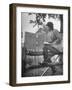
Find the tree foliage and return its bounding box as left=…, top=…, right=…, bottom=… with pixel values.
left=28, top=13, right=63, bottom=32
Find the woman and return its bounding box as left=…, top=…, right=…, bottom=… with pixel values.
left=43, top=22, right=63, bottom=74
left=43, top=22, right=63, bottom=53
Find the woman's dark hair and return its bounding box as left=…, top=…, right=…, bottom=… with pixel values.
left=46, top=22, right=54, bottom=30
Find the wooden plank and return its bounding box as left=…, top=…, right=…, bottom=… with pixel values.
left=25, top=62, right=63, bottom=70
left=26, top=51, right=63, bottom=56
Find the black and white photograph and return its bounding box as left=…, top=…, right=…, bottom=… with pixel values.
left=9, top=4, right=70, bottom=86
left=21, top=13, right=63, bottom=77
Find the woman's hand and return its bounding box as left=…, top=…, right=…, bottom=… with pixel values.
left=43, top=42, right=51, bottom=44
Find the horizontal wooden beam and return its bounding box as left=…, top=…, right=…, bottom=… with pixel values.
left=26, top=51, right=63, bottom=56
left=26, top=62, right=63, bottom=70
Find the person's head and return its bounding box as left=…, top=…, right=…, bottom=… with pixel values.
left=46, top=22, right=54, bottom=31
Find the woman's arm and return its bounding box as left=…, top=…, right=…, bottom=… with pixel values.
left=53, top=30, right=62, bottom=44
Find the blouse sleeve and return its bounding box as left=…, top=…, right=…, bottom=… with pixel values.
left=54, top=30, right=62, bottom=40
left=53, top=30, right=62, bottom=44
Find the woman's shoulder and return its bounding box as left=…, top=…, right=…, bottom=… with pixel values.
left=53, top=29, right=60, bottom=34
left=53, top=29, right=59, bottom=32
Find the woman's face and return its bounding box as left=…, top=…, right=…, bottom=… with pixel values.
left=44, top=26, right=50, bottom=33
